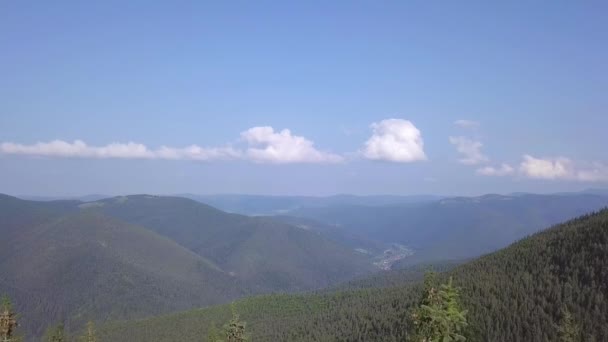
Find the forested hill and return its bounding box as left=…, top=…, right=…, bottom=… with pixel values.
left=452, top=208, right=608, bottom=341
left=0, top=195, right=247, bottom=338
left=98, top=208, right=608, bottom=341
left=91, top=195, right=377, bottom=291
left=0, top=194, right=377, bottom=338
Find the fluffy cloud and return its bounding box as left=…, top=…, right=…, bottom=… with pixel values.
left=362, top=119, right=427, bottom=162
left=454, top=120, right=480, bottom=129
left=240, top=126, right=343, bottom=164
left=449, top=136, right=488, bottom=165
left=519, top=155, right=608, bottom=181
left=519, top=155, right=571, bottom=179
left=0, top=140, right=240, bottom=161
left=476, top=163, right=514, bottom=176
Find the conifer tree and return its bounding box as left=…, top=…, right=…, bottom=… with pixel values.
left=81, top=321, right=96, bottom=342
left=0, top=296, right=17, bottom=342
left=224, top=304, right=247, bottom=342
left=557, top=307, right=580, bottom=342
left=412, top=275, right=468, bottom=342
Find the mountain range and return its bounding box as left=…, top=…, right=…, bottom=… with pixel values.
left=1, top=190, right=607, bottom=339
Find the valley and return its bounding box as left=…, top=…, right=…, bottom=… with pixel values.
left=371, top=244, right=414, bottom=270
left=1, top=191, right=607, bottom=340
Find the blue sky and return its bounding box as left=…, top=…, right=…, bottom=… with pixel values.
left=1, top=1, right=607, bottom=196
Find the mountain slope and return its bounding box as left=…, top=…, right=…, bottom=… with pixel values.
left=270, top=215, right=388, bottom=256
left=0, top=194, right=379, bottom=338
left=0, top=195, right=246, bottom=338
left=451, top=209, right=608, bottom=341
left=91, top=195, right=377, bottom=291
left=98, top=208, right=608, bottom=341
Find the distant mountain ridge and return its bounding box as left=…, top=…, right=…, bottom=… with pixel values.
left=17, top=194, right=112, bottom=202
left=288, top=192, right=608, bottom=264
left=178, top=193, right=442, bottom=215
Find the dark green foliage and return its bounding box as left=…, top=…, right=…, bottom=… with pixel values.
left=224, top=305, right=247, bottom=342
left=411, top=275, right=467, bottom=341
left=99, top=288, right=421, bottom=341
left=451, top=209, right=608, bottom=341
left=98, top=209, right=608, bottom=342
left=206, top=305, right=248, bottom=342
left=336, top=261, right=461, bottom=291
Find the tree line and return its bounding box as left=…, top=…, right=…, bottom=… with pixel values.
left=0, top=273, right=588, bottom=342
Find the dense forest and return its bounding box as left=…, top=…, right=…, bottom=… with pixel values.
left=88, top=208, right=608, bottom=341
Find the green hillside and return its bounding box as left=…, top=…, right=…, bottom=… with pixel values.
left=92, top=195, right=377, bottom=291
left=0, top=198, right=247, bottom=338
left=452, top=209, right=608, bottom=341
left=98, top=208, right=608, bottom=341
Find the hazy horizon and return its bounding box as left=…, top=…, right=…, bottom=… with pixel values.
left=9, top=187, right=608, bottom=201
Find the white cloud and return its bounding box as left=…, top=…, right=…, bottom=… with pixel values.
left=476, top=163, right=514, bottom=176
left=0, top=140, right=154, bottom=159
left=155, top=145, right=241, bottom=161
left=519, top=155, right=572, bottom=180
left=575, top=162, right=608, bottom=182
left=361, top=119, right=427, bottom=162
left=0, top=140, right=240, bottom=161
left=240, top=126, right=343, bottom=164
left=0, top=127, right=342, bottom=164
left=449, top=136, right=488, bottom=165
left=454, top=120, right=480, bottom=129
left=518, top=155, right=608, bottom=182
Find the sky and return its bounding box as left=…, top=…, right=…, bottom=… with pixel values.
left=1, top=1, right=607, bottom=196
